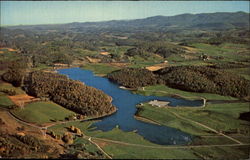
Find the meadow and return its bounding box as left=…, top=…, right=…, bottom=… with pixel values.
left=12, top=101, right=75, bottom=124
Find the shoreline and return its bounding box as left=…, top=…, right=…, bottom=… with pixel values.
left=53, top=67, right=118, bottom=122
left=83, top=107, right=118, bottom=122
left=119, top=86, right=137, bottom=91
left=134, top=115, right=161, bottom=126
left=29, top=66, right=119, bottom=125
left=50, top=66, right=205, bottom=107
left=135, top=88, right=206, bottom=108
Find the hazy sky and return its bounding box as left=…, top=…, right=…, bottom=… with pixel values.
left=1, top=1, right=249, bottom=26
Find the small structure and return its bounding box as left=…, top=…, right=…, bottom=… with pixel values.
left=53, top=63, right=69, bottom=69
left=200, top=54, right=209, bottom=61
left=119, top=86, right=126, bottom=89
left=16, top=132, right=25, bottom=137
left=100, top=51, right=110, bottom=56
left=85, top=56, right=101, bottom=63
left=148, top=100, right=170, bottom=107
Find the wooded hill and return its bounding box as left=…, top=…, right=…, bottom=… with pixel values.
left=108, top=68, right=160, bottom=88
left=107, top=66, right=250, bottom=99
left=24, top=71, right=116, bottom=116
left=2, top=69, right=116, bottom=117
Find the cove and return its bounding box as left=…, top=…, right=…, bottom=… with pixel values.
left=58, top=67, right=203, bottom=145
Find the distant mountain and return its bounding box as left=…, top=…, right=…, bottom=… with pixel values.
left=6, top=12, right=250, bottom=31
left=65, top=12, right=249, bottom=29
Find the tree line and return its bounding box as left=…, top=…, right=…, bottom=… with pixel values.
left=107, top=66, right=250, bottom=99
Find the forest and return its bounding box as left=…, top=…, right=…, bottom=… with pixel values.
left=2, top=68, right=116, bottom=116
left=24, top=71, right=116, bottom=116
left=107, top=68, right=159, bottom=88
left=107, top=66, right=250, bottom=99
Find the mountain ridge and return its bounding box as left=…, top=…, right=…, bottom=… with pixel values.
left=4, top=11, right=249, bottom=31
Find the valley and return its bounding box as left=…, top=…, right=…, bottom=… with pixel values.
left=0, top=11, right=249, bottom=159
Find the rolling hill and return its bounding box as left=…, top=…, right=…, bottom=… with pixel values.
left=6, top=12, right=249, bottom=31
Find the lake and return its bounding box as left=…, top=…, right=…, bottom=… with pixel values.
left=58, top=67, right=203, bottom=145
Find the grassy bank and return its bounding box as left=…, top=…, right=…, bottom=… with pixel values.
left=12, top=101, right=75, bottom=124
left=0, top=82, right=25, bottom=95
left=134, top=84, right=249, bottom=147
left=49, top=120, right=158, bottom=146
left=135, top=85, right=237, bottom=101
left=99, top=142, right=198, bottom=159
left=136, top=103, right=212, bottom=136
left=95, top=139, right=249, bottom=159
left=0, top=95, right=13, bottom=107
left=0, top=82, right=24, bottom=108
left=136, top=101, right=249, bottom=143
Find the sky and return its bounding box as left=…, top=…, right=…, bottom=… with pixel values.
left=1, top=1, right=249, bottom=26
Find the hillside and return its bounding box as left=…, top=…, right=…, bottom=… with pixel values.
left=24, top=71, right=116, bottom=117
left=2, top=69, right=116, bottom=117
left=107, top=66, right=250, bottom=99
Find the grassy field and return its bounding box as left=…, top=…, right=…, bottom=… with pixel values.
left=0, top=95, right=14, bottom=107
left=49, top=119, right=249, bottom=159
left=136, top=101, right=249, bottom=142
left=0, top=82, right=24, bottom=108
left=128, top=54, right=163, bottom=68
left=73, top=137, right=106, bottom=158
left=0, top=82, right=26, bottom=95
left=191, top=145, right=250, bottom=160
left=81, top=63, right=120, bottom=76
left=136, top=103, right=212, bottom=136
left=12, top=101, right=75, bottom=124
left=100, top=142, right=198, bottom=159
left=89, top=127, right=157, bottom=146
left=102, top=46, right=131, bottom=57
left=190, top=43, right=249, bottom=62
left=73, top=49, right=99, bottom=57
left=49, top=120, right=158, bottom=146
left=48, top=120, right=94, bottom=135
left=137, top=102, right=249, bottom=144
left=74, top=138, right=99, bottom=153
left=174, top=102, right=249, bottom=132
left=134, top=84, right=249, bottom=147
left=0, top=49, right=19, bottom=61
left=32, top=64, right=52, bottom=71
left=100, top=142, right=249, bottom=159
left=135, top=85, right=237, bottom=101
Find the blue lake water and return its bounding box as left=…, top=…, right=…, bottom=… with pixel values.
left=58, top=67, right=203, bottom=145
